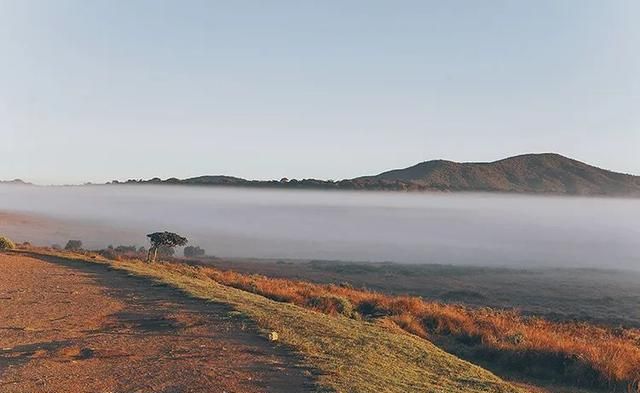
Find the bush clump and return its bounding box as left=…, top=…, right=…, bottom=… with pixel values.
left=184, top=245, right=206, bottom=257
left=99, top=248, right=121, bottom=261
left=0, top=235, right=15, bottom=250
left=65, top=240, right=83, bottom=251
left=115, top=245, right=137, bottom=253
left=307, top=294, right=355, bottom=318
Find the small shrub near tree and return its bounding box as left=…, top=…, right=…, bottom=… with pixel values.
left=64, top=240, right=83, bottom=251
left=157, top=245, right=175, bottom=257
left=184, top=245, right=206, bottom=257
left=115, top=245, right=137, bottom=253
left=97, top=244, right=144, bottom=260
left=0, top=235, right=16, bottom=250
left=99, top=248, right=120, bottom=261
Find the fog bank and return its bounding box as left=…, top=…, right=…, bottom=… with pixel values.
left=1, top=185, right=638, bottom=269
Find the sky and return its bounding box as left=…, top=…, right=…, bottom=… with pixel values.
left=0, top=0, right=638, bottom=184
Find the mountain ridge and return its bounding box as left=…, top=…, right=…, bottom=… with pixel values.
left=108, top=153, right=640, bottom=196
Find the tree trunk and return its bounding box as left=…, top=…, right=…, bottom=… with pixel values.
left=147, top=246, right=157, bottom=263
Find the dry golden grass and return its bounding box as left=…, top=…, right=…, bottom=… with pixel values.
left=16, top=246, right=640, bottom=392
left=11, top=248, right=525, bottom=393
left=189, top=263, right=640, bottom=391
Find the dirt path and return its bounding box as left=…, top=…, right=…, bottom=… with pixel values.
left=0, top=252, right=315, bottom=393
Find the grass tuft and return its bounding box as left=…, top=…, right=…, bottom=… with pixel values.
left=0, top=235, right=15, bottom=250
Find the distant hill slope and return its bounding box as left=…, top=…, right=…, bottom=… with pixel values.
left=114, top=153, right=640, bottom=196
left=353, top=153, right=640, bottom=195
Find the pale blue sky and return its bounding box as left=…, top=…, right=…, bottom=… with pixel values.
left=1, top=0, right=638, bottom=184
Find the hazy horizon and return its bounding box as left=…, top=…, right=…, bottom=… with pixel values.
left=4, top=151, right=640, bottom=186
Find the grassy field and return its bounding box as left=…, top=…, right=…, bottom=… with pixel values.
left=163, top=260, right=640, bottom=392
left=198, top=257, right=640, bottom=328
left=13, top=248, right=524, bottom=393
left=14, top=246, right=640, bottom=392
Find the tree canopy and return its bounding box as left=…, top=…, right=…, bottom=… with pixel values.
left=147, top=231, right=187, bottom=248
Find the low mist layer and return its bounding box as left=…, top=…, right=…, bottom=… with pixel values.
left=1, top=185, right=638, bottom=269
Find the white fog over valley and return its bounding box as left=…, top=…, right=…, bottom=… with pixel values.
left=1, top=184, right=639, bottom=270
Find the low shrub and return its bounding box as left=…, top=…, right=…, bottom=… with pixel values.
left=390, top=313, right=428, bottom=337
left=114, top=245, right=137, bottom=253
left=307, top=294, right=355, bottom=318
left=65, top=240, right=83, bottom=251
left=357, top=297, right=390, bottom=317
left=0, top=235, right=15, bottom=250
left=99, top=248, right=121, bottom=261
left=184, top=245, right=206, bottom=257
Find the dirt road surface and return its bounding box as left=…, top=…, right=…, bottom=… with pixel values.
left=0, top=252, right=314, bottom=393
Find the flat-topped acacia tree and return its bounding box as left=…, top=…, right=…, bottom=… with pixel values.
left=146, top=231, right=187, bottom=262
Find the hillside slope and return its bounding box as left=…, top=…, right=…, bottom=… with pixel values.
left=111, top=153, right=640, bottom=196
left=14, top=249, right=525, bottom=393
left=351, top=153, right=640, bottom=195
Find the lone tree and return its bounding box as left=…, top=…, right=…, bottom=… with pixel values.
left=146, top=231, right=187, bottom=262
